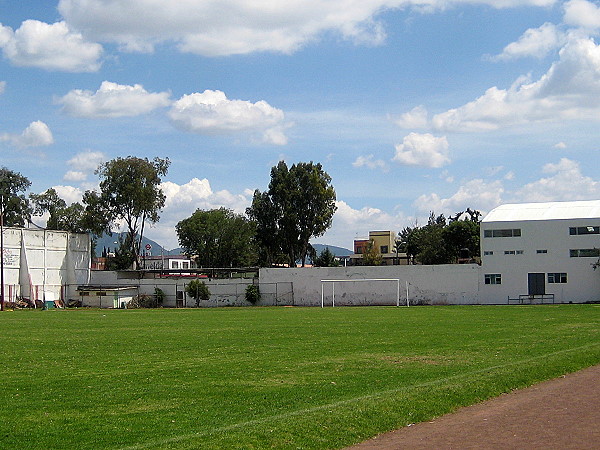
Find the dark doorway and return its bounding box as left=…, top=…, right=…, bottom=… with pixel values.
left=528, top=273, right=545, bottom=295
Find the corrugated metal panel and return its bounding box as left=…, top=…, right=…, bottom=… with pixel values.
left=482, top=200, right=600, bottom=223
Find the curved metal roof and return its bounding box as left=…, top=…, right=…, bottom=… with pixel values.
left=482, top=200, right=600, bottom=223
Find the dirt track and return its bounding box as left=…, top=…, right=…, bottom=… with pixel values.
left=349, top=364, right=600, bottom=449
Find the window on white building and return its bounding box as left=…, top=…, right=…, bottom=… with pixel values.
left=548, top=273, right=567, bottom=283
left=484, top=228, right=521, bottom=238
left=536, top=249, right=548, bottom=254
left=484, top=274, right=501, bottom=285
left=570, top=249, right=600, bottom=257
left=483, top=251, right=493, bottom=256
left=569, top=226, right=600, bottom=235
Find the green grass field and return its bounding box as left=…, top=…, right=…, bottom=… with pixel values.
left=0, top=305, right=599, bottom=449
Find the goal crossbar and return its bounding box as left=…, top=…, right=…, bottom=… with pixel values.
left=320, top=278, right=407, bottom=307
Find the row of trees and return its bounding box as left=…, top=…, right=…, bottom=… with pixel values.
left=0, top=157, right=170, bottom=270
left=1, top=159, right=338, bottom=270
left=176, top=161, right=337, bottom=268
left=396, top=208, right=481, bottom=265
left=2, top=158, right=481, bottom=269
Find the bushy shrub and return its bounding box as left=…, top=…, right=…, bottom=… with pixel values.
left=245, top=285, right=260, bottom=304
left=128, top=294, right=157, bottom=308
left=186, top=279, right=211, bottom=307
left=154, top=287, right=165, bottom=306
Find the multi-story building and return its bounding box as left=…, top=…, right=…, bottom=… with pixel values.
left=480, top=200, right=600, bottom=303
left=351, top=230, right=408, bottom=265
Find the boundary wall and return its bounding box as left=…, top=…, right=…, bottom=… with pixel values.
left=259, top=265, right=481, bottom=306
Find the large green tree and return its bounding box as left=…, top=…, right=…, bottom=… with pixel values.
left=176, top=208, right=257, bottom=268
left=247, top=161, right=337, bottom=267
left=30, top=188, right=88, bottom=233
left=0, top=167, right=32, bottom=227
left=83, top=156, right=170, bottom=269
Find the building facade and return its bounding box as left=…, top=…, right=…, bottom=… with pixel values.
left=480, top=200, right=600, bottom=304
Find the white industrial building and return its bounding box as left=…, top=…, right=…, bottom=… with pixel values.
left=1, top=227, right=91, bottom=306
left=480, top=200, right=600, bottom=304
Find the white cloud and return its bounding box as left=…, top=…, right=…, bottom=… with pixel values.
left=352, top=155, right=388, bottom=171
left=68, top=150, right=106, bottom=172
left=0, top=20, right=102, bottom=72
left=0, top=81, right=5, bottom=95
left=58, top=81, right=171, bottom=118
left=490, top=22, right=564, bottom=61
left=563, top=0, right=600, bottom=30
left=514, top=158, right=600, bottom=202
left=554, top=141, right=567, bottom=149
left=63, top=171, right=88, bottom=182
left=432, top=37, right=600, bottom=131
left=168, top=90, right=288, bottom=145
left=58, top=0, right=555, bottom=57
left=51, top=185, right=84, bottom=205
left=393, top=132, right=450, bottom=168
left=1, top=121, right=54, bottom=148
left=414, top=179, right=504, bottom=216
left=392, top=105, right=428, bottom=129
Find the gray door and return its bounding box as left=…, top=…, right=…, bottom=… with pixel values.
left=528, top=273, right=545, bottom=295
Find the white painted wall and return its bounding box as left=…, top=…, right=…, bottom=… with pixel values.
left=1, top=227, right=91, bottom=303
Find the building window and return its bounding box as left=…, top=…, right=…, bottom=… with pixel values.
left=484, top=228, right=521, bottom=238
left=355, top=247, right=363, bottom=254
left=537, top=249, right=548, bottom=254
left=516, top=250, right=524, bottom=255
left=483, top=251, right=493, bottom=256
left=570, top=249, right=600, bottom=257
left=484, top=274, right=501, bottom=285
left=182, top=262, right=189, bottom=269
left=569, top=226, right=600, bottom=235
left=548, top=273, right=567, bottom=283
left=172, top=261, right=179, bottom=268
left=96, top=291, right=106, bottom=296
left=380, top=245, right=388, bottom=254
left=504, top=250, right=515, bottom=255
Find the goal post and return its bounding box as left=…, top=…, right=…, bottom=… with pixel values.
left=320, top=278, right=409, bottom=307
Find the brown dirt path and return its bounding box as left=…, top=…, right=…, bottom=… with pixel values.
left=349, top=364, right=600, bottom=449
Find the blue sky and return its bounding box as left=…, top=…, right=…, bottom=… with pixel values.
left=2, top=0, right=600, bottom=249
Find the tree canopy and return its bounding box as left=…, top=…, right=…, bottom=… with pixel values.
left=247, top=161, right=337, bottom=267
left=83, top=156, right=170, bottom=269
left=397, top=209, right=481, bottom=265
left=0, top=167, right=32, bottom=227
left=176, top=207, right=257, bottom=268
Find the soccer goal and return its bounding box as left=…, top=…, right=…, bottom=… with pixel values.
left=320, top=278, right=410, bottom=307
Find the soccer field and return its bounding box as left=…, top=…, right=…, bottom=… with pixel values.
left=1, top=306, right=599, bottom=449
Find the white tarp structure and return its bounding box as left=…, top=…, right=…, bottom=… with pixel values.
left=1, top=227, right=91, bottom=304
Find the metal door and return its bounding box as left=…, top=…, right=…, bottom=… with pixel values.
left=528, top=273, right=545, bottom=295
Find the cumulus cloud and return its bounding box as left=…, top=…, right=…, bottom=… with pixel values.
left=58, top=0, right=554, bottom=57
left=52, top=185, right=84, bottom=205
left=514, top=158, right=600, bottom=202
left=168, top=90, right=288, bottom=145
left=490, top=22, right=564, bottom=61
left=1, top=121, right=54, bottom=148
left=352, top=155, right=388, bottom=171
left=392, top=105, right=429, bottom=129
left=393, top=133, right=450, bottom=168
left=431, top=38, right=600, bottom=131
left=58, top=81, right=171, bottom=118
left=563, top=0, right=600, bottom=30
left=63, top=150, right=106, bottom=181
left=554, top=141, right=567, bottom=149
left=414, top=179, right=505, bottom=216
left=0, top=20, right=102, bottom=72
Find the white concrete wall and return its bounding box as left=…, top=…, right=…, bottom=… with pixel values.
left=88, top=271, right=256, bottom=307
left=259, top=265, right=481, bottom=306
left=1, top=227, right=91, bottom=303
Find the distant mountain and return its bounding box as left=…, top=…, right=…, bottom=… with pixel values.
left=312, top=244, right=352, bottom=257
left=93, top=232, right=181, bottom=257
